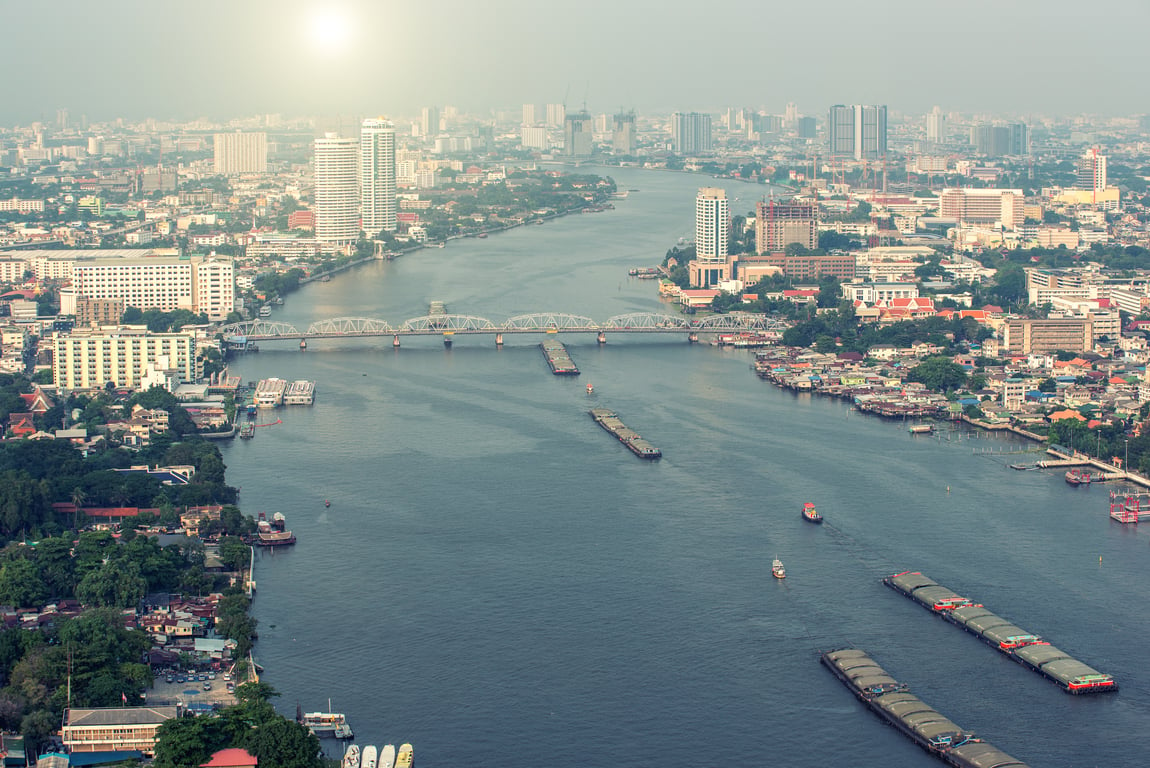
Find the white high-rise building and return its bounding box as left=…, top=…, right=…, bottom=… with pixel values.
left=522, top=104, right=537, bottom=126
left=520, top=125, right=548, bottom=151
left=71, top=254, right=234, bottom=320
left=360, top=118, right=397, bottom=236
left=695, top=187, right=729, bottom=261
left=545, top=103, right=565, bottom=127
left=926, top=106, right=947, bottom=144
left=213, top=132, right=267, bottom=174
left=53, top=327, right=198, bottom=390
left=313, top=133, right=359, bottom=245
left=1077, top=149, right=1107, bottom=196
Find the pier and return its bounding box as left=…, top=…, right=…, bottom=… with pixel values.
left=822, top=648, right=1031, bottom=768
left=540, top=340, right=579, bottom=375
left=589, top=408, right=661, bottom=459
left=884, top=571, right=1116, bottom=694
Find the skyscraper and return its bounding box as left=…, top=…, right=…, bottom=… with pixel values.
left=672, top=112, right=712, bottom=154
left=213, top=132, right=268, bottom=175
left=546, top=103, right=565, bottom=127
left=420, top=106, right=439, bottom=137
left=313, top=133, right=359, bottom=245
left=827, top=104, right=887, bottom=160
left=755, top=201, right=818, bottom=253
left=689, top=187, right=729, bottom=288
left=563, top=111, right=594, bottom=157
left=612, top=111, right=636, bottom=155
left=1077, top=148, right=1107, bottom=199
left=926, top=106, right=947, bottom=144
left=360, top=118, right=396, bottom=236
left=971, top=123, right=1029, bottom=157
left=522, top=104, right=537, bottom=126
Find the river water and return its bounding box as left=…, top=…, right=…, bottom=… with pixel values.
left=220, top=167, right=1147, bottom=768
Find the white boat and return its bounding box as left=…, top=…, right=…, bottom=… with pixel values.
left=342, top=745, right=361, bottom=768
left=362, top=745, right=378, bottom=768
left=395, top=744, right=413, bottom=768
left=772, top=558, right=786, bottom=579
left=379, top=745, right=396, bottom=768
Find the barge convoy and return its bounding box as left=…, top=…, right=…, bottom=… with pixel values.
left=589, top=408, right=661, bottom=459
left=884, top=571, right=1116, bottom=694
left=540, top=340, right=579, bottom=375
left=822, top=648, right=1030, bottom=768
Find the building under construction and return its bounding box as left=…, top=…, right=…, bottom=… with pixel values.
left=754, top=200, right=818, bottom=254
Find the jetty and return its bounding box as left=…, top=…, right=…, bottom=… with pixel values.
left=541, top=340, right=579, bottom=375
left=822, top=648, right=1031, bottom=768
left=884, top=571, right=1116, bottom=694
left=589, top=408, right=661, bottom=459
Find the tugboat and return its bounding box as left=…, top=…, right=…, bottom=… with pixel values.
left=801, top=502, right=823, bottom=524
left=772, top=558, right=786, bottom=579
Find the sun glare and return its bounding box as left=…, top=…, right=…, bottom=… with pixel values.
left=307, top=7, right=352, bottom=55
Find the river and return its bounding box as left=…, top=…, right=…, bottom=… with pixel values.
left=219, top=166, right=1147, bottom=768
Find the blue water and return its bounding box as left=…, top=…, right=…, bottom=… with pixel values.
left=221, top=167, right=1149, bottom=767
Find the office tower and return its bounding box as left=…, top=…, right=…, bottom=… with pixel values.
left=785, top=102, right=799, bottom=125
left=313, top=133, right=359, bottom=244
left=612, top=111, right=636, bottom=155
left=926, top=106, right=946, bottom=144
left=546, top=103, right=565, bottom=127
left=421, top=106, right=439, bottom=137
left=563, top=111, right=594, bottom=157
left=755, top=201, right=818, bottom=253
left=522, top=104, right=537, bottom=126
left=56, top=108, right=69, bottom=131
left=796, top=116, right=817, bottom=139
left=672, top=112, right=712, bottom=154
left=478, top=124, right=495, bottom=153
left=691, top=187, right=729, bottom=288
left=827, top=104, right=887, bottom=159
left=360, top=118, right=397, bottom=236
left=1077, top=149, right=1107, bottom=198
left=213, top=132, right=268, bottom=174
left=972, top=122, right=1028, bottom=157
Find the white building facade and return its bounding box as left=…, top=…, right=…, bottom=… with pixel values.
left=360, top=118, right=397, bottom=236
left=53, top=328, right=199, bottom=390
left=313, top=134, right=359, bottom=245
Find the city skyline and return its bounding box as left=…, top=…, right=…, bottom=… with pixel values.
left=2, top=0, right=1148, bottom=124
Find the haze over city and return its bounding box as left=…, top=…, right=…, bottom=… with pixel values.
left=3, top=0, right=1149, bottom=123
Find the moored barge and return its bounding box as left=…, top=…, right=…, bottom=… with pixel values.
left=822, top=648, right=1030, bottom=768
left=884, top=571, right=1116, bottom=694
left=589, top=408, right=661, bottom=459
left=540, top=340, right=579, bottom=375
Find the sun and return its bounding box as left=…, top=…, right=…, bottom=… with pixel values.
left=307, top=7, right=353, bottom=55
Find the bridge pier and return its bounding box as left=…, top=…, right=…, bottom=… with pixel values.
left=597, top=331, right=606, bottom=345
left=392, top=335, right=400, bottom=348
left=688, top=332, right=699, bottom=343
left=495, top=333, right=503, bottom=347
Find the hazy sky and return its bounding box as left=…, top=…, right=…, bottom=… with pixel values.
left=2, top=0, right=1148, bottom=125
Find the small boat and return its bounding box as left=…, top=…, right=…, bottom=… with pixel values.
left=477, top=232, right=488, bottom=238
left=586, top=383, right=594, bottom=394
left=362, top=745, right=378, bottom=768
left=801, top=502, right=823, bottom=524
left=272, top=512, right=286, bottom=531
left=239, top=423, right=255, bottom=439
left=325, top=499, right=331, bottom=508
left=379, top=745, right=396, bottom=768
left=300, top=340, right=307, bottom=350
left=394, top=744, right=413, bottom=768
left=343, top=745, right=361, bottom=768
left=1066, top=469, right=1092, bottom=486
left=772, top=558, right=786, bottom=579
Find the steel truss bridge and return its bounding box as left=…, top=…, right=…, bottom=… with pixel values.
left=221, top=312, right=784, bottom=345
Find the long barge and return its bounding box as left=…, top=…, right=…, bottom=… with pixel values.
left=884, top=571, right=1116, bottom=694
left=540, top=340, right=579, bottom=375
left=589, top=408, right=661, bottom=459
left=822, top=648, right=1030, bottom=768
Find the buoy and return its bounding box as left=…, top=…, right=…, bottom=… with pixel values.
left=946, top=486, right=951, bottom=494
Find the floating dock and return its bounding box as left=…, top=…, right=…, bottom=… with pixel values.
left=284, top=380, right=316, bottom=405
left=884, top=571, right=1116, bottom=694
left=541, top=340, right=579, bottom=375
left=589, top=408, right=661, bottom=459
left=254, top=378, right=287, bottom=407
left=822, top=648, right=1030, bottom=768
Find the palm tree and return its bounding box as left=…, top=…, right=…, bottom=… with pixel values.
left=70, top=487, right=86, bottom=531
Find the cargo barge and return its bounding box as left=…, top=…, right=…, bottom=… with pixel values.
left=540, top=340, right=579, bottom=375
left=589, top=408, right=661, bottom=459
left=884, top=571, right=1116, bottom=694
left=822, top=648, right=1030, bottom=768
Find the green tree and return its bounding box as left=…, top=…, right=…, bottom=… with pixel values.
left=907, top=356, right=968, bottom=392
left=0, top=559, right=48, bottom=607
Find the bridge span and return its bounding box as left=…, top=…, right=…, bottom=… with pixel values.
left=221, top=311, right=783, bottom=346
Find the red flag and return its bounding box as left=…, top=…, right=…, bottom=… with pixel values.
left=122, top=692, right=128, bottom=704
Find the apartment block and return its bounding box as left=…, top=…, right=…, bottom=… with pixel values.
left=53, top=327, right=199, bottom=390
left=1004, top=318, right=1094, bottom=354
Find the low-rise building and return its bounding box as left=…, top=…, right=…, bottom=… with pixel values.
left=61, top=706, right=178, bottom=755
